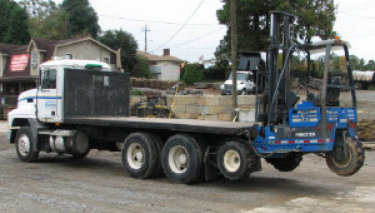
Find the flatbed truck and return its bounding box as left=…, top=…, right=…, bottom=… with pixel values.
left=8, top=12, right=364, bottom=184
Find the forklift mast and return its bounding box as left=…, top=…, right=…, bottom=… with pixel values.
left=266, top=11, right=297, bottom=125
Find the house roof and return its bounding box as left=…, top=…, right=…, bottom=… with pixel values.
left=0, top=43, right=27, bottom=55
left=28, top=37, right=116, bottom=60
left=137, top=50, right=182, bottom=63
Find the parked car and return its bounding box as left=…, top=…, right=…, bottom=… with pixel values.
left=220, top=71, right=255, bottom=95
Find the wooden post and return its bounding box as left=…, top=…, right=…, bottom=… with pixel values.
left=230, top=0, right=238, bottom=120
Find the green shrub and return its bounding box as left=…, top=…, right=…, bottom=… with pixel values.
left=131, top=89, right=144, bottom=96
left=182, top=64, right=203, bottom=85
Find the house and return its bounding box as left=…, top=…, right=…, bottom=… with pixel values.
left=137, top=49, right=183, bottom=81
left=0, top=37, right=121, bottom=118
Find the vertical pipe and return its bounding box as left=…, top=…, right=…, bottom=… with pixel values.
left=321, top=45, right=331, bottom=137
left=344, top=45, right=357, bottom=107
left=267, top=12, right=278, bottom=124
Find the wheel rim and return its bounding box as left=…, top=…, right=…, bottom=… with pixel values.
left=241, top=90, right=246, bottom=95
left=168, top=145, right=189, bottom=174
left=18, top=134, right=31, bottom=157
left=331, top=145, right=352, bottom=169
left=223, top=149, right=241, bottom=172
left=127, top=143, right=145, bottom=169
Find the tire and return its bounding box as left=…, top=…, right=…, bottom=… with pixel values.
left=122, top=133, right=161, bottom=179
left=240, top=89, right=247, bottom=95
left=355, top=82, right=363, bottom=90
left=217, top=141, right=250, bottom=180
left=326, top=137, right=365, bottom=176
left=266, top=153, right=303, bottom=172
left=161, top=134, right=203, bottom=184
left=71, top=132, right=90, bottom=159
left=15, top=127, right=39, bottom=162
left=72, top=148, right=90, bottom=159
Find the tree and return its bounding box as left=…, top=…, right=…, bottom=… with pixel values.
left=61, top=0, right=100, bottom=38
left=0, top=0, right=30, bottom=44
left=20, top=0, right=69, bottom=40
left=98, top=30, right=138, bottom=74
left=216, top=0, right=336, bottom=59
left=182, top=64, right=204, bottom=85
left=134, top=56, right=153, bottom=79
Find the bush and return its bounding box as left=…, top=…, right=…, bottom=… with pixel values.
left=182, top=64, right=204, bottom=85
left=203, top=65, right=227, bottom=81
left=134, top=56, right=154, bottom=79
left=131, top=89, right=144, bottom=96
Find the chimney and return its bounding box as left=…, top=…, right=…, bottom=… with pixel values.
left=163, top=48, right=170, bottom=56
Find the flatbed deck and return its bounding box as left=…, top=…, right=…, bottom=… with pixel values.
left=64, top=116, right=256, bottom=135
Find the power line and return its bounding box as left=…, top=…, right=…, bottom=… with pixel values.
left=151, top=0, right=205, bottom=52
left=99, top=14, right=219, bottom=26
left=169, top=27, right=225, bottom=48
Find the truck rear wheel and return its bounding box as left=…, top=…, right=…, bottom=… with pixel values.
left=217, top=141, right=250, bottom=180
left=122, top=133, right=161, bottom=179
left=326, top=136, right=365, bottom=176
left=15, top=127, right=39, bottom=162
left=161, top=134, right=203, bottom=184
left=265, top=153, right=303, bottom=172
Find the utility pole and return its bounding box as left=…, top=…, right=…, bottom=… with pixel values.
left=142, top=25, right=151, bottom=53
left=230, top=0, right=238, bottom=120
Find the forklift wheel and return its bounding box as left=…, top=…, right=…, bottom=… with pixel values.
left=326, top=137, right=365, bottom=176
left=265, top=153, right=303, bottom=172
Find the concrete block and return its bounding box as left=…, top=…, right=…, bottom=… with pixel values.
left=238, top=95, right=256, bottom=105
left=218, top=96, right=232, bottom=105
left=199, top=95, right=219, bottom=106
left=199, top=105, right=210, bottom=115
left=172, top=104, right=186, bottom=113
left=186, top=104, right=200, bottom=114
left=188, top=95, right=200, bottom=105
left=175, top=112, right=190, bottom=119
left=174, top=95, right=190, bottom=105
left=210, top=105, right=233, bottom=114
left=218, top=113, right=232, bottom=121
left=239, top=109, right=256, bottom=123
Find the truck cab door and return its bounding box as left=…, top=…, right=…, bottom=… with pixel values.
left=37, top=68, right=60, bottom=122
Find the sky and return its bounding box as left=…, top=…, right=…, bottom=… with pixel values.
left=55, top=0, right=375, bottom=62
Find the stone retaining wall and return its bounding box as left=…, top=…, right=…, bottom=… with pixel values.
left=130, top=94, right=264, bottom=122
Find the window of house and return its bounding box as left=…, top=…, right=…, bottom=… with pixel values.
left=31, top=52, right=38, bottom=67
left=103, top=57, right=110, bottom=64
left=65, top=54, right=73, bottom=59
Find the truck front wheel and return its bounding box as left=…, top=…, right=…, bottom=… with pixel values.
left=161, top=134, right=203, bottom=184
left=122, top=133, right=161, bottom=179
left=15, top=127, right=39, bottom=162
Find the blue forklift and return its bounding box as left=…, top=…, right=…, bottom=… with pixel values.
left=246, top=11, right=364, bottom=177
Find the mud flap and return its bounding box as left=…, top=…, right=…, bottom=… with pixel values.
left=27, top=119, right=47, bottom=152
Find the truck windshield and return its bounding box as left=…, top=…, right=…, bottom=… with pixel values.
left=41, top=69, right=57, bottom=89
left=229, top=72, right=247, bottom=81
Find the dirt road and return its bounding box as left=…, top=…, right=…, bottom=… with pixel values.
left=0, top=123, right=374, bottom=213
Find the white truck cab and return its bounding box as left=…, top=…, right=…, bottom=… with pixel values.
left=8, top=60, right=111, bottom=127
left=220, top=71, right=255, bottom=95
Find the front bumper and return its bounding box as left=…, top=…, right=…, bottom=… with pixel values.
left=221, top=89, right=243, bottom=95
